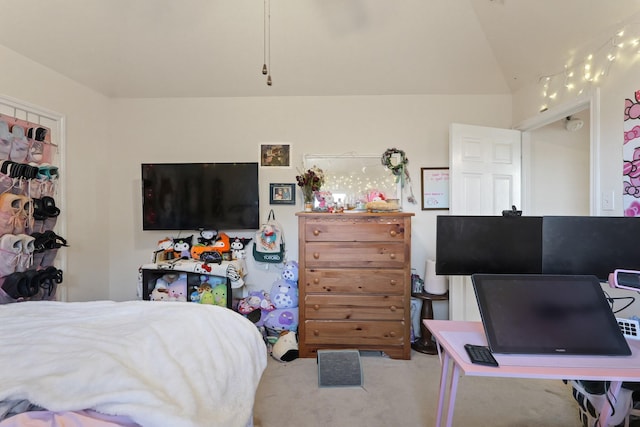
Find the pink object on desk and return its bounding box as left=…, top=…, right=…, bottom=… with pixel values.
left=425, top=319, right=640, bottom=427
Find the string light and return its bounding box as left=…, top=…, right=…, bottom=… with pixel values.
left=538, top=22, right=640, bottom=110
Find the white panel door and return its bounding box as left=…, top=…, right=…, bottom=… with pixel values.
left=448, top=123, right=522, bottom=321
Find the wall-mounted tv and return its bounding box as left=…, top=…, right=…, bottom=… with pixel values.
left=141, top=162, right=259, bottom=231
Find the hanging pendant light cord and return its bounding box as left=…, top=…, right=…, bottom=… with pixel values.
left=262, top=0, right=268, bottom=75
left=261, top=0, right=272, bottom=85
left=266, top=0, right=272, bottom=86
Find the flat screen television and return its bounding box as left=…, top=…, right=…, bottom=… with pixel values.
left=542, top=216, right=640, bottom=281
left=472, top=273, right=631, bottom=356
left=141, top=162, right=260, bottom=231
left=436, top=216, right=543, bottom=275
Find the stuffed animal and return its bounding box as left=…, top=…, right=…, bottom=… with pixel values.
left=173, top=235, right=193, bottom=259
left=191, top=246, right=223, bottom=263
left=210, top=283, right=227, bottom=307
left=269, top=279, right=298, bottom=309
left=269, top=260, right=299, bottom=309
left=166, top=274, right=188, bottom=301
left=211, top=232, right=230, bottom=254
left=314, top=191, right=334, bottom=210
left=195, top=280, right=227, bottom=307
left=238, top=290, right=275, bottom=326
left=190, top=233, right=229, bottom=261
left=190, top=276, right=214, bottom=303
left=150, top=287, right=169, bottom=301
left=197, top=229, right=218, bottom=246
left=271, top=330, right=299, bottom=362
left=199, top=288, right=216, bottom=305
left=263, top=307, right=298, bottom=332
left=155, top=237, right=174, bottom=261
left=153, top=273, right=180, bottom=290
left=229, top=237, right=252, bottom=260
left=281, top=260, right=299, bottom=283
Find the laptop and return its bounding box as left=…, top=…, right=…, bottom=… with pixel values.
left=471, top=274, right=631, bottom=356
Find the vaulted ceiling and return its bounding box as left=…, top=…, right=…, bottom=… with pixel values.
left=0, top=0, right=638, bottom=98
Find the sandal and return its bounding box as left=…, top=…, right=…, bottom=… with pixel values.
left=2, top=271, right=38, bottom=299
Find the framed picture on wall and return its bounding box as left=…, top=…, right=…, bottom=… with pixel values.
left=260, top=143, right=291, bottom=167
left=421, top=167, right=450, bottom=210
left=270, top=183, right=296, bottom=205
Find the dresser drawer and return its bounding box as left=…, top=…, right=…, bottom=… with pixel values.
left=305, top=295, right=405, bottom=320
left=304, top=320, right=405, bottom=345
left=304, top=218, right=407, bottom=242
left=304, top=268, right=404, bottom=294
left=304, top=242, right=406, bottom=268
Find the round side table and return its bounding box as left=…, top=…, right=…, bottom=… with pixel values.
left=411, top=291, right=449, bottom=355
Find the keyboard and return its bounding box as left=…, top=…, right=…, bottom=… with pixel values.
left=618, top=318, right=640, bottom=340
left=464, top=344, right=499, bottom=367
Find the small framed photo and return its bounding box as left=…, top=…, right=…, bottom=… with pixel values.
left=421, top=167, right=450, bottom=210
left=260, top=143, right=291, bottom=167
left=270, top=183, right=296, bottom=205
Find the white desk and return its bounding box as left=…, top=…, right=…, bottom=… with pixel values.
left=425, top=319, right=640, bottom=427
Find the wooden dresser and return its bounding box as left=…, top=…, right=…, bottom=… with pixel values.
left=296, top=211, right=414, bottom=360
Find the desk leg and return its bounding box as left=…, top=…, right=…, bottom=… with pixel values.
left=598, top=380, right=622, bottom=427
left=444, top=363, right=460, bottom=427
left=435, top=352, right=450, bottom=427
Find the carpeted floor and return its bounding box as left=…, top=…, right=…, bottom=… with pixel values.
left=253, top=350, right=583, bottom=427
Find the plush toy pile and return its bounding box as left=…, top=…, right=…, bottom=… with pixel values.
left=154, top=231, right=253, bottom=264
left=149, top=272, right=188, bottom=302
left=237, top=260, right=300, bottom=361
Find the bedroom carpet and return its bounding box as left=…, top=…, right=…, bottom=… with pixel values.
left=253, top=350, right=583, bottom=427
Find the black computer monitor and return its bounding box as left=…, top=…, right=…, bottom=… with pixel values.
left=542, top=216, right=640, bottom=281
left=472, top=274, right=631, bottom=356
left=436, top=216, right=543, bottom=275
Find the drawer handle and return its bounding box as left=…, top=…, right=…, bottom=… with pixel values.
left=390, top=279, right=397, bottom=286
left=313, top=330, right=320, bottom=336
left=313, top=304, right=320, bottom=310
left=389, top=331, right=396, bottom=337
left=389, top=230, right=397, bottom=237
left=389, top=253, right=396, bottom=259
left=313, top=229, right=321, bottom=236
left=313, top=278, right=320, bottom=284
left=390, top=305, right=397, bottom=311
left=313, top=252, right=320, bottom=259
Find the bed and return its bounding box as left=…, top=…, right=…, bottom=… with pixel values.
left=0, top=300, right=267, bottom=427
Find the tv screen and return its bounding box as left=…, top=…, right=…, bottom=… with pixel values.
left=542, top=216, right=640, bottom=281
left=141, top=162, right=259, bottom=231
left=436, top=216, right=543, bottom=275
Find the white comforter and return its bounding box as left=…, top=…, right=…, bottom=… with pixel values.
left=0, top=300, right=267, bottom=427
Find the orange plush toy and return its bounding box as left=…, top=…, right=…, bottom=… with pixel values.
left=211, top=232, right=230, bottom=253
left=190, top=232, right=231, bottom=260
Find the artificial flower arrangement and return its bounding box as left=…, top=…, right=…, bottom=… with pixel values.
left=295, top=166, right=325, bottom=203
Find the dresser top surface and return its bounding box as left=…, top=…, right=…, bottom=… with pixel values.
left=296, top=211, right=414, bottom=218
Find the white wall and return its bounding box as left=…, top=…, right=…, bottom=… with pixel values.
left=108, top=95, right=512, bottom=301
left=0, top=45, right=111, bottom=301
left=514, top=56, right=640, bottom=318
left=527, top=111, right=590, bottom=216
